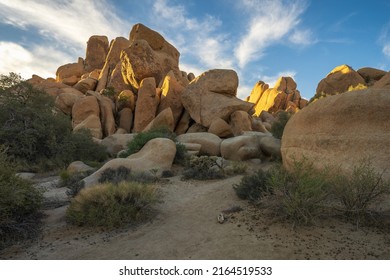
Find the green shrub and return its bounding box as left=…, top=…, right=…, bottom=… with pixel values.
left=66, top=182, right=158, bottom=228
left=270, top=111, right=291, bottom=139
left=98, top=166, right=157, bottom=185
left=119, top=127, right=188, bottom=165
left=233, top=170, right=273, bottom=202
left=0, top=146, right=43, bottom=249
left=0, top=73, right=107, bottom=171
left=268, top=159, right=331, bottom=225
left=182, top=155, right=224, bottom=180
left=333, top=159, right=390, bottom=225
left=225, top=161, right=248, bottom=176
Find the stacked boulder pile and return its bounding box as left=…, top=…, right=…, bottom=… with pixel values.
left=246, top=76, right=308, bottom=116
left=27, top=23, right=283, bottom=181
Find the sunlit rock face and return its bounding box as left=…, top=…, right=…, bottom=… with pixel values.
left=247, top=76, right=308, bottom=116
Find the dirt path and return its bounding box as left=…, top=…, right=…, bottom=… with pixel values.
left=1, top=174, right=389, bottom=260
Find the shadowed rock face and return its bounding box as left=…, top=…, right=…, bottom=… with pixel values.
left=281, top=88, right=390, bottom=180
left=84, top=35, right=109, bottom=72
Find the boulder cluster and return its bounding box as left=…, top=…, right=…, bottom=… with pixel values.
left=28, top=23, right=282, bottom=141
left=27, top=23, right=285, bottom=180
left=246, top=76, right=308, bottom=115
left=313, top=64, right=390, bottom=99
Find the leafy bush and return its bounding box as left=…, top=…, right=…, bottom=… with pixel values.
left=182, top=155, right=224, bottom=180
left=0, top=73, right=107, bottom=171
left=225, top=161, right=248, bottom=176
left=66, top=182, right=158, bottom=228
left=98, top=166, right=157, bottom=185
left=270, top=111, right=291, bottom=139
left=119, top=127, right=188, bottom=165
left=0, top=146, right=43, bottom=249
left=268, top=159, right=332, bottom=225
left=233, top=170, right=273, bottom=202
left=333, top=159, right=390, bottom=225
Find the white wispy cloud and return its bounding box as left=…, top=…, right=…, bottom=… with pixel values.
left=151, top=0, right=232, bottom=70
left=379, top=22, right=390, bottom=58
left=0, top=0, right=131, bottom=78
left=0, top=41, right=73, bottom=78
left=0, top=0, right=130, bottom=48
left=234, top=0, right=309, bottom=68
left=289, top=29, right=317, bottom=45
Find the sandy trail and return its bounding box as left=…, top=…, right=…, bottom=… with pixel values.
left=1, top=174, right=389, bottom=260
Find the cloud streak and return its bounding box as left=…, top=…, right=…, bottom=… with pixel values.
left=234, top=0, right=309, bottom=68
left=0, top=0, right=130, bottom=49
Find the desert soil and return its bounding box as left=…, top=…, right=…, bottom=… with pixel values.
left=1, top=165, right=389, bottom=260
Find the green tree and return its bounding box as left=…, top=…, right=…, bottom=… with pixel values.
left=0, top=73, right=107, bottom=171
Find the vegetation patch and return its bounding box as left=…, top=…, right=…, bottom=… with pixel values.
left=270, top=111, right=291, bottom=139
left=182, top=155, right=225, bottom=180
left=98, top=166, right=157, bottom=185
left=332, top=159, right=390, bottom=226
left=0, top=73, right=107, bottom=172
left=233, top=170, right=273, bottom=202
left=0, top=146, right=43, bottom=250
left=66, top=182, right=158, bottom=228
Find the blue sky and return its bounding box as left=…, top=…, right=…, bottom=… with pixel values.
left=1, top=0, right=390, bottom=100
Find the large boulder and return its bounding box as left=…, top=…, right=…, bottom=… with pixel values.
left=157, top=71, right=185, bottom=127
left=121, top=24, right=185, bottom=90
left=177, top=132, right=222, bottom=156
left=100, top=133, right=136, bottom=156
left=54, top=88, right=84, bottom=114
left=99, top=96, right=116, bottom=137
left=181, top=69, right=254, bottom=127
left=73, top=77, right=98, bottom=93
left=220, top=132, right=268, bottom=161
left=208, top=118, right=233, bottom=138
left=118, top=108, right=133, bottom=133
left=96, top=37, right=130, bottom=92
left=229, top=110, right=252, bottom=136
left=281, top=88, right=390, bottom=179
left=133, top=77, right=159, bottom=132
left=56, top=57, right=85, bottom=85
left=84, top=35, right=109, bottom=72
left=143, top=107, right=175, bottom=132
left=372, top=71, right=390, bottom=89
left=357, top=67, right=387, bottom=86
left=83, top=138, right=176, bottom=187
left=72, top=96, right=102, bottom=139
left=314, top=64, right=366, bottom=99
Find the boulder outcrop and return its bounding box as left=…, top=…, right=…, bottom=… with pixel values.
left=121, top=23, right=186, bottom=90
left=181, top=69, right=254, bottom=127
left=248, top=77, right=308, bottom=115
